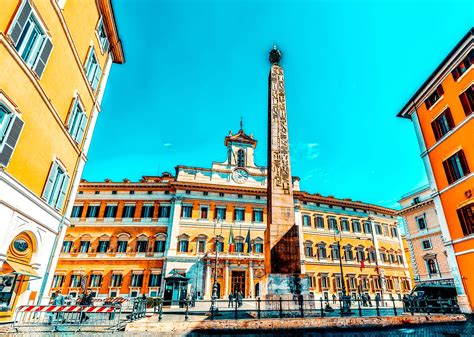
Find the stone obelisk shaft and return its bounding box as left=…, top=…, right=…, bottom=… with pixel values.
left=265, top=61, right=301, bottom=275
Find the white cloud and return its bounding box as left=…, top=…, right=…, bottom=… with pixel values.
left=295, top=142, right=319, bottom=160
left=163, top=143, right=173, bottom=147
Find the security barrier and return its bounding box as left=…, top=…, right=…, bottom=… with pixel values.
left=13, top=304, right=122, bottom=332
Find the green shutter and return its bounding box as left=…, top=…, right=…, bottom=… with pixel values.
left=9, top=0, right=32, bottom=47
left=43, top=161, right=59, bottom=202
left=0, top=115, right=24, bottom=167
left=33, top=38, right=53, bottom=78
left=56, top=174, right=70, bottom=211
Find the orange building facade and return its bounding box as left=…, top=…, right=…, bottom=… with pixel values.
left=53, top=128, right=412, bottom=303
left=398, top=28, right=474, bottom=312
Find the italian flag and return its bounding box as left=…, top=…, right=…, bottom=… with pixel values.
left=228, top=226, right=235, bottom=252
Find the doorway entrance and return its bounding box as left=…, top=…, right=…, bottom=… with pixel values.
left=231, top=271, right=246, bottom=296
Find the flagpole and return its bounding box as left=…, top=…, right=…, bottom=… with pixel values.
left=335, top=221, right=351, bottom=314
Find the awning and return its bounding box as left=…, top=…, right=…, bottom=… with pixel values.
left=2, top=260, right=41, bottom=280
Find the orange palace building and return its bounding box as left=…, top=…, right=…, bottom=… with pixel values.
left=53, top=128, right=412, bottom=303
left=397, top=28, right=474, bottom=312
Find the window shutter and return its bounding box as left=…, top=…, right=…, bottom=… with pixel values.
left=445, top=109, right=455, bottom=129
left=33, top=38, right=53, bottom=78
left=43, top=161, right=59, bottom=201
left=442, top=159, right=453, bottom=184
left=76, top=113, right=87, bottom=144
left=431, top=120, right=440, bottom=141
left=9, top=1, right=32, bottom=47
left=458, top=150, right=470, bottom=175
left=56, top=174, right=70, bottom=211
left=103, top=37, right=110, bottom=53
left=0, top=116, right=24, bottom=167
left=91, top=64, right=102, bottom=90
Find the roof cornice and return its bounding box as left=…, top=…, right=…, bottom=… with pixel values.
left=97, top=0, right=125, bottom=63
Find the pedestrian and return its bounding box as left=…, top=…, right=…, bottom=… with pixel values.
left=237, top=291, right=243, bottom=307
left=192, top=291, right=197, bottom=307
left=47, top=292, right=57, bottom=325
left=367, top=293, right=372, bottom=307
left=228, top=292, right=234, bottom=308
left=80, top=289, right=93, bottom=323
left=332, top=294, right=337, bottom=305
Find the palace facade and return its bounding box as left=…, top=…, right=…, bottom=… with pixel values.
left=397, top=27, right=473, bottom=312
left=53, top=128, right=412, bottom=303
left=0, top=0, right=124, bottom=321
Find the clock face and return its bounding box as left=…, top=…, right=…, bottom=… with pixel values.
left=232, top=168, right=249, bottom=184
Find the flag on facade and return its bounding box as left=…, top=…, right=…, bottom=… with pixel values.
left=228, top=225, right=235, bottom=252
left=360, top=258, right=365, bottom=271
left=245, top=227, right=252, bottom=253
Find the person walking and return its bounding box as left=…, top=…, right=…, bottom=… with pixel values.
left=367, top=294, right=372, bottom=307
left=237, top=291, right=243, bottom=307
left=332, top=294, right=337, bottom=305
left=80, top=289, right=93, bottom=323
left=228, top=292, right=234, bottom=308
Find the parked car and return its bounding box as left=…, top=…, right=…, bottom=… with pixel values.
left=405, top=284, right=460, bottom=313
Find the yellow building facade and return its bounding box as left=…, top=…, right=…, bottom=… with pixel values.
left=0, top=0, right=124, bottom=321
left=54, top=128, right=412, bottom=304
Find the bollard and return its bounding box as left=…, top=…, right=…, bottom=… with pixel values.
left=158, top=298, right=163, bottom=321
left=392, top=298, right=397, bottom=316
left=185, top=299, right=189, bottom=321
left=279, top=297, right=283, bottom=318
left=375, top=297, right=380, bottom=317
left=358, top=298, right=362, bottom=317
left=320, top=297, right=324, bottom=317
left=257, top=297, right=261, bottom=320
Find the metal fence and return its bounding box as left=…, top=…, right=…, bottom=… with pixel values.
left=151, top=296, right=461, bottom=322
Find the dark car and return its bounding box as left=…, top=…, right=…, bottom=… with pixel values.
left=405, top=284, right=460, bottom=313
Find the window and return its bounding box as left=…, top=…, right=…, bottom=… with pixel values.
left=234, top=209, right=244, bottom=221
left=427, top=258, right=438, bottom=275
left=424, top=85, right=444, bottom=109
left=122, top=205, right=136, bottom=218
left=443, top=150, right=470, bottom=184
left=459, top=85, right=474, bottom=116
left=52, top=275, right=65, bottom=288
left=71, top=205, right=83, bottom=218
left=164, top=190, right=170, bottom=195
left=117, top=240, right=127, bottom=253
left=254, top=242, right=263, bottom=253
left=200, top=206, right=209, bottom=219
left=185, top=190, right=191, bottom=194
left=320, top=275, right=329, bottom=288
left=390, top=227, right=398, bottom=238
left=452, top=50, right=474, bottom=80
left=368, top=249, right=376, bottom=262
left=178, top=238, right=189, bottom=253
left=341, top=219, right=350, bottom=231
left=363, top=221, right=372, bottom=233
left=43, top=161, right=70, bottom=211
left=130, top=274, right=143, bottom=287
left=181, top=205, right=193, bottom=218
left=317, top=243, right=327, bottom=259
left=0, top=104, right=24, bottom=167
left=431, top=108, right=454, bottom=141
left=141, top=205, right=154, bottom=218
left=158, top=205, right=170, bottom=218
left=316, top=216, right=324, bottom=229
left=97, top=240, right=109, bottom=253
left=416, top=216, right=427, bottom=230
left=215, top=240, right=224, bottom=252
left=110, top=274, right=122, bottom=287
left=397, top=254, right=404, bottom=264
left=256, top=195, right=261, bottom=200
left=457, top=203, right=474, bottom=236
left=61, top=241, right=72, bottom=253
left=86, top=205, right=99, bottom=218
left=79, top=241, right=90, bottom=253
left=380, top=251, right=387, bottom=262
left=235, top=239, right=244, bottom=253
left=304, top=242, right=313, bottom=257
left=104, top=205, right=117, bottom=218
left=96, top=17, right=109, bottom=52
left=253, top=209, right=263, bottom=222
left=344, top=246, right=353, bottom=260
left=67, top=97, right=88, bottom=144
left=219, top=192, right=224, bottom=197
left=237, top=194, right=243, bottom=199
left=237, top=149, right=245, bottom=167
left=375, top=223, right=382, bottom=235
left=84, top=48, right=102, bottom=90
left=136, top=239, right=148, bottom=253
left=328, top=218, right=337, bottom=230
left=69, top=275, right=81, bottom=287
left=154, top=240, right=166, bottom=253
left=331, top=244, right=340, bottom=260
left=129, top=190, right=135, bottom=195
left=302, top=215, right=311, bottom=227
left=413, top=197, right=421, bottom=204
left=352, top=220, right=361, bottom=233
left=9, top=1, right=53, bottom=77
left=148, top=274, right=161, bottom=287
left=197, top=239, right=206, bottom=253
left=356, top=247, right=365, bottom=262
left=89, top=274, right=102, bottom=287
left=215, top=207, right=226, bottom=220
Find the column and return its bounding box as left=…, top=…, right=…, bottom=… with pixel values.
left=204, top=261, right=212, bottom=299
left=248, top=262, right=254, bottom=298
left=224, top=261, right=230, bottom=299
left=165, top=197, right=182, bottom=256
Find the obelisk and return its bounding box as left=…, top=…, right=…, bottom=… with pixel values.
left=265, top=46, right=302, bottom=294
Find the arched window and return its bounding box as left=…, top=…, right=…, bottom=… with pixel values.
left=178, top=234, right=189, bottom=253
left=253, top=237, right=263, bottom=254
left=116, top=233, right=130, bottom=253
left=136, top=234, right=149, bottom=253
left=214, top=235, right=224, bottom=253
left=304, top=241, right=313, bottom=257
left=426, top=257, right=438, bottom=275
left=344, top=244, right=354, bottom=261
left=356, top=246, right=365, bottom=262
left=235, top=236, right=244, bottom=253
left=154, top=233, right=167, bottom=253
left=237, top=149, right=245, bottom=167
left=317, top=242, right=327, bottom=259
left=331, top=243, right=340, bottom=260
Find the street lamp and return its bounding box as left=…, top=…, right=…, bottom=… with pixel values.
left=334, top=223, right=352, bottom=315
left=210, top=217, right=221, bottom=314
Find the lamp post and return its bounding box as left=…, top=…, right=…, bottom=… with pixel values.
left=334, top=223, right=351, bottom=315
left=367, top=215, right=384, bottom=306
left=210, top=217, right=221, bottom=314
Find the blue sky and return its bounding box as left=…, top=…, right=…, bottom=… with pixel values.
left=83, top=0, right=474, bottom=209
